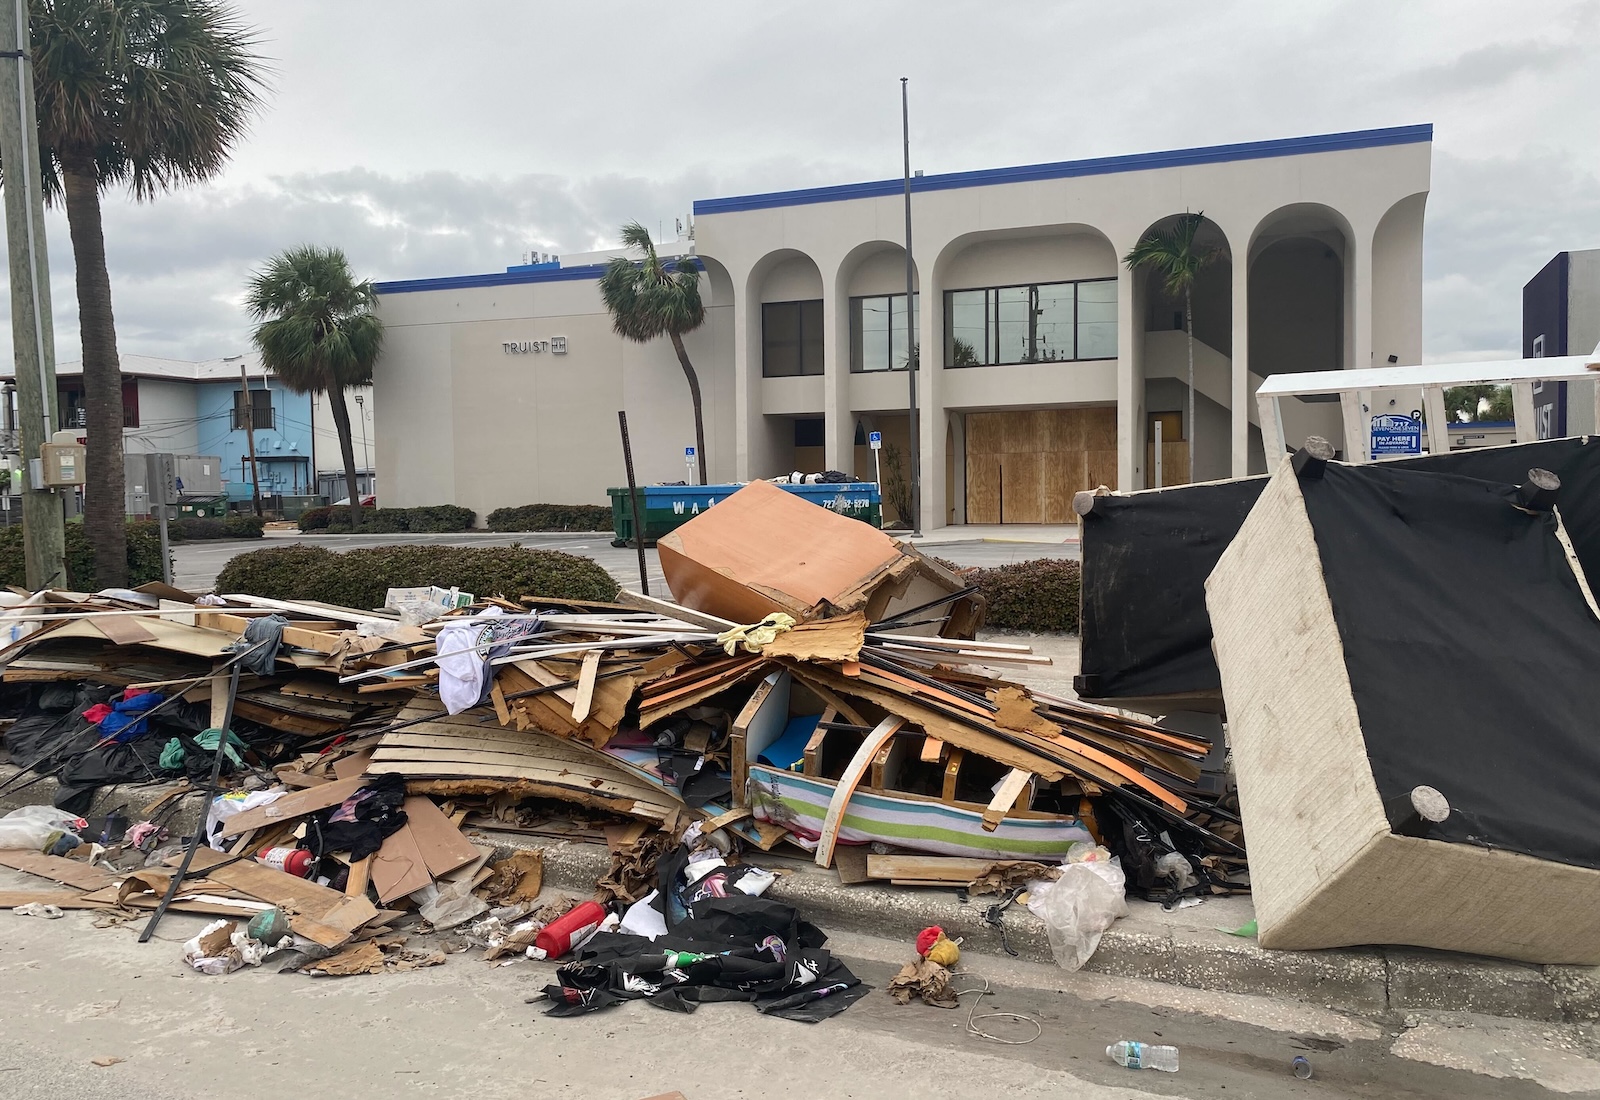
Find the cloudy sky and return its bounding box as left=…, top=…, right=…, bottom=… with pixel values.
left=7, top=0, right=1600, bottom=368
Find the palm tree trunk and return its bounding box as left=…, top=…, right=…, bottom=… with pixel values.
left=327, top=387, right=364, bottom=528
left=1185, top=284, right=1196, bottom=485
left=669, top=331, right=709, bottom=485
left=61, top=159, right=127, bottom=587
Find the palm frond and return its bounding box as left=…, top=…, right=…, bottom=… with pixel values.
left=1123, top=211, right=1220, bottom=296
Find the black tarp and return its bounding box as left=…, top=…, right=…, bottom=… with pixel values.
left=1076, top=437, right=1600, bottom=706
left=1298, top=461, right=1600, bottom=871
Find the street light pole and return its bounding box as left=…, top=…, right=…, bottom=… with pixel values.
left=901, top=77, right=921, bottom=536
left=0, top=0, right=65, bottom=587
left=354, top=392, right=369, bottom=497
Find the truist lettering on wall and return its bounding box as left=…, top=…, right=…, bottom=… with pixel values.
left=502, top=337, right=567, bottom=355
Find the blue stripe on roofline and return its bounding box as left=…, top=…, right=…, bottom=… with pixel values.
left=692, top=124, right=1433, bottom=216
left=374, top=257, right=702, bottom=297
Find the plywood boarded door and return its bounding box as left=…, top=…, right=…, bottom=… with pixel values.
left=965, top=408, right=1117, bottom=523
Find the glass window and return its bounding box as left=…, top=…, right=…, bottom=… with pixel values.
left=762, top=300, right=823, bottom=377
left=942, top=278, right=1117, bottom=366
left=947, top=289, right=986, bottom=366
left=850, top=293, right=919, bottom=372
left=1076, top=280, right=1118, bottom=359
left=1034, top=282, right=1075, bottom=362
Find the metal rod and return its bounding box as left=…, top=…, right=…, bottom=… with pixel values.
left=139, top=658, right=246, bottom=943
left=901, top=76, right=921, bottom=536
left=617, top=409, right=650, bottom=594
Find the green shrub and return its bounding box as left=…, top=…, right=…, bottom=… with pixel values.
left=964, top=557, right=1081, bottom=634
left=298, top=506, right=334, bottom=532
left=307, top=504, right=475, bottom=535
left=487, top=503, right=613, bottom=532
left=212, top=543, right=620, bottom=607
left=0, top=521, right=168, bottom=588
left=223, top=514, right=267, bottom=539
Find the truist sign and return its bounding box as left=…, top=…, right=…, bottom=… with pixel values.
left=503, top=337, right=567, bottom=355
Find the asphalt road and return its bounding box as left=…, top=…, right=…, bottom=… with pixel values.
left=2, top=883, right=1592, bottom=1100
left=173, top=529, right=1080, bottom=595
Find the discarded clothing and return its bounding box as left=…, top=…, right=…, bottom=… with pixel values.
left=314, top=772, right=408, bottom=860
left=716, top=613, right=796, bottom=656
left=159, top=727, right=247, bottom=772
left=435, top=608, right=543, bottom=714
left=230, top=614, right=289, bottom=675
left=541, top=895, right=868, bottom=1023
left=97, top=692, right=167, bottom=743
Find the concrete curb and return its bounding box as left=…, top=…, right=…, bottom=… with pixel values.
left=5, top=768, right=1595, bottom=1024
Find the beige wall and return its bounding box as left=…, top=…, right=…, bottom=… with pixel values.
left=372, top=131, right=1430, bottom=526
left=375, top=276, right=734, bottom=520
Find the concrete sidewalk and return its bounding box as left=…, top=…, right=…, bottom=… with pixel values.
left=3, top=766, right=1593, bottom=1027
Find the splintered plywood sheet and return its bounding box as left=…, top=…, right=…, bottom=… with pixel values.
left=761, top=613, right=866, bottom=663
left=657, top=479, right=906, bottom=624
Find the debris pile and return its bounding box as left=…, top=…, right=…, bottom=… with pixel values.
left=0, top=478, right=1245, bottom=1012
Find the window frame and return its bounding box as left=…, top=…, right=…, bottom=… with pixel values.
left=849, top=292, right=920, bottom=373
left=232, top=387, right=275, bottom=431
left=760, top=299, right=825, bottom=378
left=942, top=276, right=1118, bottom=368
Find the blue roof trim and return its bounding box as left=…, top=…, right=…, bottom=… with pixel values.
left=374, top=263, right=611, bottom=295
left=693, top=124, right=1433, bottom=216
left=374, top=257, right=703, bottom=297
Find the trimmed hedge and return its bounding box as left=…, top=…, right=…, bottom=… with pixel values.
left=0, top=521, right=167, bottom=588
left=298, top=506, right=334, bottom=532
left=170, top=515, right=266, bottom=541
left=299, top=504, right=476, bottom=534
left=963, top=557, right=1082, bottom=634
left=212, top=543, right=620, bottom=607
left=487, top=504, right=613, bottom=533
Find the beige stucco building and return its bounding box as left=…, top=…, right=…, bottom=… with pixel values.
left=372, top=124, right=1431, bottom=529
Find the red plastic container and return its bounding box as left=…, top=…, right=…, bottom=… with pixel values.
left=534, top=900, right=606, bottom=958
left=257, top=845, right=314, bottom=879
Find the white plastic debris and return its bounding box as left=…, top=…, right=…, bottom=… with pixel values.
left=13, top=902, right=64, bottom=919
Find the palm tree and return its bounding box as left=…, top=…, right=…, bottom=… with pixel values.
left=30, top=0, right=265, bottom=586
left=1124, top=213, right=1218, bottom=484
left=245, top=247, right=382, bottom=529
left=599, top=222, right=708, bottom=484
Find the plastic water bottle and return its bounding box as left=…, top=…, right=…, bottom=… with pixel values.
left=1107, top=1040, right=1180, bottom=1072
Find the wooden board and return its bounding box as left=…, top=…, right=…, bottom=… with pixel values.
left=0, top=849, right=119, bottom=890
left=401, top=796, right=479, bottom=878
left=176, top=848, right=370, bottom=947
left=88, top=615, right=159, bottom=645
left=370, top=824, right=434, bottom=905
left=217, top=775, right=368, bottom=839
left=865, top=854, right=1004, bottom=882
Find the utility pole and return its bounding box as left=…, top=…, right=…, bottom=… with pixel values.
left=0, top=0, right=65, bottom=587
left=901, top=77, right=921, bottom=536
left=239, top=364, right=262, bottom=517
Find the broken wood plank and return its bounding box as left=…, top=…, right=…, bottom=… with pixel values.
left=344, top=856, right=372, bottom=899
left=217, top=775, right=368, bottom=839
left=814, top=716, right=904, bottom=869
left=401, top=796, right=479, bottom=878
left=174, top=848, right=366, bottom=948
left=370, top=824, right=433, bottom=905
left=865, top=854, right=1001, bottom=882
left=571, top=649, right=601, bottom=723
left=983, top=769, right=1034, bottom=832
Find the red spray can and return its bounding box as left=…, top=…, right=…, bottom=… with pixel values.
left=257, top=845, right=314, bottom=878
left=534, top=900, right=607, bottom=958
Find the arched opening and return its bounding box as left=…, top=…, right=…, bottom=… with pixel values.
left=1248, top=204, right=1352, bottom=460
left=1132, top=214, right=1233, bottom=485
left=746, top=249, right=825, bottom=480
left=931, top=225, right=1120, bottom=524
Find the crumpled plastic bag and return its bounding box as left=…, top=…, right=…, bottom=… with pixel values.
left=0, top=806, right=86, bottom=851
left=1025, top=856, right=1128, bottom=971
left=13, top=902, right=64, bottom=918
